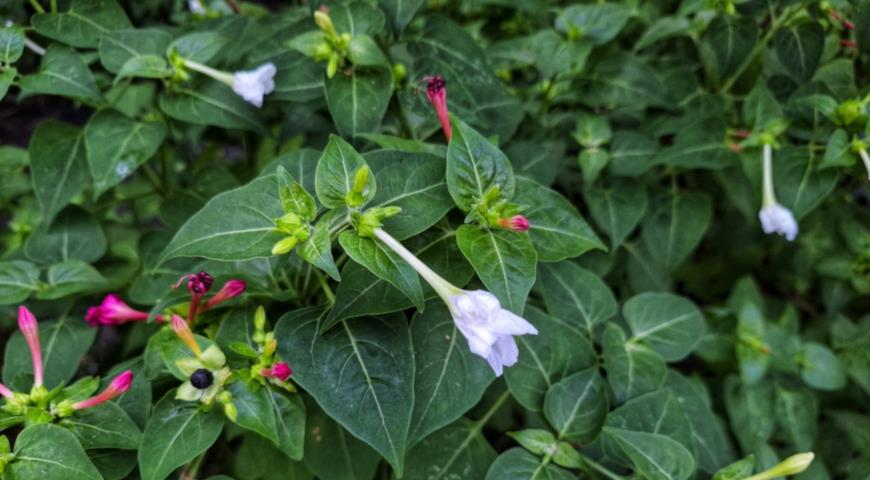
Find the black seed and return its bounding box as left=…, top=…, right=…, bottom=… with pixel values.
left=190, top=369, right=214, bottom=389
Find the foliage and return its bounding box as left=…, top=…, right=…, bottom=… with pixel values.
left=0, top=0, right=868, bottom=479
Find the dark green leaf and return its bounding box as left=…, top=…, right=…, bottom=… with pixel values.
left=20, top=45, right=102, bottom=102
left=405, top=418, right=496, bottom=480
left=314, top=134, right=374, bottom=208
left=24, top=207, right=107, bottom=264
left=602, top=323, right=667, bottom=404
left=641, top=192, right=712, bottom=271
left=32, top=0, right=131, bottom=48
left=229, top=380, right=279, bottom=443
left=774, top=22, right=824, bottom=83
left=624, top=293, right=705, bottom=362
left=159, top=80, right=267, bottom=134
left=543, top=367, right=608, bottom=443
left=98, top=28, right=171, bottom=74
left=28, top=120, right=88, bottom=223
left=61, top=402, right=142, bottom=450
left=0, top=260, right=40, bottom=305
left=484, top=448, right=574, bottom=480
left=324, top=67, right=393, bottom=138
left=446, top=118, right=515, bottom=211
left=8, top=424, right=103, bottom=480
left=338, top=231, right=425, bottom=310
left=584, top=179, right=647, bottom=250
left=539, top=261, right=617, bottom=335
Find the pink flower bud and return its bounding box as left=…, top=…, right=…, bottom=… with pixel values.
left=498, top=215, right=530, bottom=232
left=18, top=306, right=43, bottom=388
left=0, top=382, right=13, bottom=399
left=262, top=362, right=292, bottom=381
left=73, top=370, right=134, bottom=410
left=86, top=294, right=158, bottom=327
left=424, top=75, right=452, bottom=141
left=171, top=314, right=202, bottom=356
left=203, top=279, right=246, bottom=311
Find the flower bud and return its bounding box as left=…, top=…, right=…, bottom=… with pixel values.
left=223, top=400, right=238, bottom=421
left=171, top=315, right=202, bottom=357
left=18, top=306, right=43, bottom=388
left=314, top=10, right=337, bottom=39
left=345, top=165, right=373, bottom=207
left=261, top=362, right=293, bottom=381
left=276, top=212, right=304, bottom=234
left=254, top=306, right=267, bottom=331
left=424, top=75, right=452, bottom=141
left=498, top=214, right=530, bottom=232
left=272, top=236, right=299, bottom=255
left=203, top=280, right=246, bottom=310
left=72, top=370, right=134, bottom=410
left=86, top=294, right=156, bottom=327
left=746, top=452, right=814, bottom=480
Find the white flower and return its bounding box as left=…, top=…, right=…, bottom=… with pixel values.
left=450, top=290, right=538, bottom=376
left=188, top=0, right=206, bottom=14
left=758, top=202, right=798, bottom=241
left=372, top=227, right=537, bottom=376
left=232, top=63, right=277, bottom=108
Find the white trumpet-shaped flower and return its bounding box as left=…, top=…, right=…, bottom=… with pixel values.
left=188, top=0, right=206, bottom=14
left=759, top=143, right=798, bottom=241
left=232, top=63, right=277, bottom=108
left=373, top=228, right=537, bottom=376
left=182, top=60, right=277, bottom=108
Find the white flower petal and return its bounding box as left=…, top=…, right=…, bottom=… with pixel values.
left=232, top=63, right=277, bottom=108
left=492, top=335, right=519, bottom=368
left=759, top=202, right=798, bottom=241
left=490, top=309, right=539, bottom=336
left=188, top=0, right=206, bottom=14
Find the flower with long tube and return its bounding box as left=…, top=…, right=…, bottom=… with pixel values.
left=758, top=142, right=798, bottom=241
left=372, top=228, right=537, bottom=376
left=17, top=306, right=43, bottom=389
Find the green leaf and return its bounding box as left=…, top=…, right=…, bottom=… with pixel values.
left=819, top=129, right=854, bottom=169
left=338, top=231, right=424, bottom=310
left=378, top=0, right=424, bottom=33
left=37, top=260, right=105, bottom=299
left=712, top=455, right=755, bottom=480
left=635, top=16, right=691, bottom=50
left=584, top=179, right=647, bottom=250
left=609, top=131, right=659, bottom=177
left=3, top=315, right=97, bottom=391
left=168, top=32, right=229, bottom=64
left=405, top=16, right=522, bottom=141
left=90, top=450, right=137, bottom=480
left=84, top=109, right=167, bottom=196
left=366, top=150, right=453, bottom=240
left=604, top=428, right=695, bottom=480
left=98, top=28, right=172, bottom=74
left=514, top=176, right=605, bottom=261
left=20, top=45, right=102, bottom=103
left=601, top=323, right=666, bottom=404
left=506, top=140, right=564, bottom=186
left=773, top=147, right=838, bottom=219
left=324, top=67, right=393, bottom=138
left=275, top=308, right=414, bottom=475
left=405, top=418, right=496, bottom=480
left=159, top=80, right=268, bottom=135
left=641, top=191, right=712, bottom=271
left=773, top=382, right=817, bottom=451
left=504, top=307, right=596, bottom=411
left=297, top=219, right=340, bottom=281
left=277, top=166, right=316, bottom=219
left=539, top=261, right=617, bottom=335
left=543, top=367, right=608, bottom=443
left=267, top=389, right=306, bottom=461
left=723, top=376, right=774, bottom=453
left=773, top=22, right=824, bottom=83
left=655, top=132, right=737, bottom=170
left=484, top=448, right=575, bottom=480
left=28, top=120, right=88, bottom=223
left=314, top=134, right=374, bottom=208
left=7, top=424, right=103, bottom=480
left=0, top=68, right=14, bottom=101
left=330, top=1, right=387, bottom=36
left=302, top=401, right=380, bottom=480
left=603, top=389, right=694, bottom=462
left=579, top=53, right=671, bottom=110
left=799, top=342, right=847, bottom=391
left=0, top=260, right=40, bottom=305
left=456, top=225, right=536, bottom=315
left=408, top=302, right=494, bottom=446
left=116, top=55, right=172, bottom=80
left=0, top=24, right=25, bottom=63
left=446, top=118, right=515, bottom=212
left=32, top=0, right=131, bottom=48
left=61, top=402, right=143, bottom=450
left=138, top=396, right=225, bottom=480
left=701, top=16, right=757, bottom=85
left=158, top=173, right=285, bottom=263
left=229, top=380, right=279, bottom=443
left=508, top=428, right=555, bottom=455
left=555, top=3, right=633, bottom=45
left=624, top=293, right=705, bottom=362
left=24, top=207, right=107, bottom=264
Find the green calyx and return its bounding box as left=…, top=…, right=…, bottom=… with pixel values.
left=345, top=165, right=374, bottom=208
left=468, top=185, right=522, bottom=228
left=354, top=206, right=402, bottom=237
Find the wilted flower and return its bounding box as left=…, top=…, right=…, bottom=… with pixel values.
left=86, top=294, right=159, bottom=326
left=759, top=143, right=798, bottom=241
left=425, top=75, right=452, bottom=141
left=203, top=279, right=246, bottom=311
left=72, top=371, right=134, bottom=410
left=261, top=362, right=292, bottom=381
left=175, top=346, right=229, bottom=405
left=372, top=228, right=537, bottom=376
left=232, top=64, right=277, bottom=108
left=18, top=306, right=43, bottom=388
left=498, top=214, right=530, bottom=232
left=171, top=314, right=202, bottom=357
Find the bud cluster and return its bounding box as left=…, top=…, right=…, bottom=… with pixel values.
left=468, top=185, right=530, bottom=233
left=289, top=8, right=353, bottom=78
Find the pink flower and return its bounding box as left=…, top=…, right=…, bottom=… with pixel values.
left=203, top=280, right=246, bottom=311
left=171, top=314, right=202, bottom=357
left=425, top=75, right=452, bottom=141
left=73, top=370, right=134, bottom=410
left=0, top=383, right=13, bottom=399
left=498, top=215, right=530, bottom=232
left=18, top=306, right=43, bottom=388
left=86, top=294, right=158, bottom=327
left=261, top=362, right=292, bottom=381
left=173, top=271, right=214, bottom=323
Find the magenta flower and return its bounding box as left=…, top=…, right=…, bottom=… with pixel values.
left=203, top=279, right=246, bottom=311
left=498, top=215, right=530, bottom=232
left=262, top=362, right=292, bottom=381
left=86, top=294, right=160, bottom=327
left=73, top=370, right=134, bottom=410
left=174, top=271, right=214, bottom=323
left=425, top=75, right=452, bottom=141
left=18, top=306, right=43, bottom=388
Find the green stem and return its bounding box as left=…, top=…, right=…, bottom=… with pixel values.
left=183, top=58, right=235, bottom=86
left=27, top=0, right=45, bottom=13
left=49, top=0, right=57, bottom=12
left=315, top=270, right=335, bottom=305
left=581, top=455, right=625, bottom=480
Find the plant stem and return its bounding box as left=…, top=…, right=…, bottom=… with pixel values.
left=581, top=455, right=625, bottom=480
left=27, top=0, right=45, bottom=13
left=183, top=59, right=235, bottom=86
left=315, top=270, right=335, bottom=305
left=224, top=0, right=241, bottom=13
left=179, top=453, right=205, bottom=480
left=49, top=0, right=57, bottom=12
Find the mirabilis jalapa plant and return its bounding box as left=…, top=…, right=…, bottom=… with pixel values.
left=1, top=0, right=869, bottom=478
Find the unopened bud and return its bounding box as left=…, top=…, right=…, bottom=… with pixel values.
left=746, top=452, right=814, bottom=480
left=272, top=236, right=299, bottom=255
left=314, top=10, right=337, bottom=39
left=223, top=401, right=238, bottom=421
left=276, top=212, right=303, bottom=234
left=254, top=306, right=266, bottom=331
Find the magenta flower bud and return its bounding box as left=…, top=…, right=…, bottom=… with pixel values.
left=18, top=306, right=43, bottom=388
left=498, top=215, right=530, bottom=232
left=203, top=280, right=246, bottom=311
left=262, top=362, right=292, bottom=381
left=0, top=382, right=13, bottom=399
left=174, top=271, right=214, bottom=298
left=73, top=370, right=134, bottom=410
left=85, top=294, right=158, bottom=327
left=425, top=75, right=452, bottom=141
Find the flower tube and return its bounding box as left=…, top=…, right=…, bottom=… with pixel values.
left=758, top=143, right=798, bottom=241
left=86, top=294, right=161, bottom=326
left=182, top=59, right=277, bottom=108
left=373, top=228, right=537, bottom=376
left=72, top=371, right=134, bottom=410
left=17, top=306, right=43, bottom=388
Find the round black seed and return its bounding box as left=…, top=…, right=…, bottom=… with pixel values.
left=190, top=369, right=214, bottom=389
